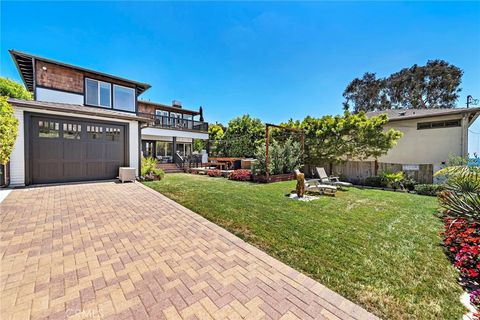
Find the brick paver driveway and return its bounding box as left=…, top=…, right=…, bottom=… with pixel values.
left=0, top=182, right=378, bottom=320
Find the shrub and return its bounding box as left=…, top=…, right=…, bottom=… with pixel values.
left=228, top=169, right=252, bottom=181
left=0, top=97, right=19, bottom=165
left=414, top=184, right=444, bottom=196
left=0, top=77, right=33, bottom=100
left=141, top=156, right=164, bottom=181
left=252, top=138, right=302, bottom=175
left=363, top=176, right=388, bottom=188
left=207, top=169, right=222, bottom=177
left=380, top=171, right=406, bottom=189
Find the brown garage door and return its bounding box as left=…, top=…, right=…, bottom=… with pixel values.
left=30, top=115, right=126, bottom=184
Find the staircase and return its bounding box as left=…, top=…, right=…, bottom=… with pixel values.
left=157, top=163, right=184, bottom=174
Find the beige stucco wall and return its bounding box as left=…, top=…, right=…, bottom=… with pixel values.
left=377, top=114, right=464, bottom=165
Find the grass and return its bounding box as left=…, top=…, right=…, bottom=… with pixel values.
left=144, top=174, right=464, bottom=320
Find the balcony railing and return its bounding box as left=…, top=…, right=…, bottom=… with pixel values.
left=139, top=113, right=208, bottom=132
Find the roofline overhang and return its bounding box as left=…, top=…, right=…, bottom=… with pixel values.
left=138, top=100, right=201, bottom=116
left=376, top=108, right=480, bottom=124
left=9, top=49, right=152, bottom=95
left=8, top=98, right=151, bottom=123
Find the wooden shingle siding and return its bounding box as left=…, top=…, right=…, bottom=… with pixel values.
left=36, top=61, right=84, bottom=93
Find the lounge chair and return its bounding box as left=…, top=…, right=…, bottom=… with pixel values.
left=316, top=167, right=352, bottom=188
left=294, top=169, right=337, bottom=196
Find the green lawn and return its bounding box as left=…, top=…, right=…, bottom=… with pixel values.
left=144, top=174, right=464, bottom=320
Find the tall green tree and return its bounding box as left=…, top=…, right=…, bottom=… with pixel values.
left=193, top=123, right=225, bottom=152
left=342, top=73, right=390, bottom=112
left=343, top=60, right=463, bottom=112
left=0, top=77, right=33, bottom=100
left=284, top=112, right=402, bottom=165
left=0, top=77, right=31, bottom=166
left=0, top=97, right=19, bottom=165
left=219, top=115, right=264, bottom=157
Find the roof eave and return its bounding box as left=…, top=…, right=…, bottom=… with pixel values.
left=9, top=50, right=34, bottom=92
left=138, top=100, right=201, bottom=115
left=375, top=108, right=480, bottom=123
left=8, top=98, right=151, bottom=123
left=9, top=49, right=152, bottom=96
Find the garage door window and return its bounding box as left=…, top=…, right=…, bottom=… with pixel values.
left=105, top=127, right=121, bottom=141
left=87, top=125, right=103, bottom=139
left=63, top=123, right=82, bottom=139
left=38, top=120, right=59, bottom=138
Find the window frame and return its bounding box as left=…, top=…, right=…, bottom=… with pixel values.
left=113, top=84, right=136, bottom=113
left=85, top=78, right=112, bottom=109
left=417, top=119, right=461, bottom=130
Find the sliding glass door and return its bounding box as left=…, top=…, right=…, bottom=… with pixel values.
left=156, top=141, right=173, bottom=162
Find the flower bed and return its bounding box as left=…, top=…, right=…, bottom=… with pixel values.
left=207, top=169, right=222, bottom=177
left=443, top=217, right=480, bottom=317
left=228, top=169, right=252, bottom=181
left=443, top=218, right=480, bottom=281
left=434, top=164, right=480, bottom=318
left=252, top=173, right=295, bottom=183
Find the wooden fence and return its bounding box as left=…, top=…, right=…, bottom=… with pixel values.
left=305, top=161, right=434, bottom=184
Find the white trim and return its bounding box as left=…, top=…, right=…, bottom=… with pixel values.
left=142, top=127, right=208, bottom=140
left=9, top=108, right=25, bottom=186
left=9, top=106, right=141, bottom=185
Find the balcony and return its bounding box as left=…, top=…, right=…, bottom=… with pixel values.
left=139, top=113, right=208, bottom=132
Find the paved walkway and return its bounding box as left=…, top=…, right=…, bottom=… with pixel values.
left=0, top=182, right=378, bottom=320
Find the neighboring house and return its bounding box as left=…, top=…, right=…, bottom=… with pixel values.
left=369, top=108, right=479, bottom=183
left=368, top=108, right=479, bottom=168
left=138, top=100, right=208, bottom=163
left=317, top=108, right=480, bottom=184
left=7, top=50, right=208, bottom=186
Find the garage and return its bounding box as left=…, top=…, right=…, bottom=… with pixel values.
left=29, top=115, right=127, bottom=184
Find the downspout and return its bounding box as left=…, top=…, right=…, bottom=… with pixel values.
left=138, top=123, right=142, bottom=178
left=461, top=114, right=469, bottom=157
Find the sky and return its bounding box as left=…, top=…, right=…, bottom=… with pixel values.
left=1, top=1, right=480, bottom=152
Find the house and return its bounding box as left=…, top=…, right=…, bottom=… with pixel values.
left=368, top=108, right=479, bottom=171
left=6, top=50, right=208, bottom=186
left=317, top=107, right=480, bottom=184
left=138, top=100, right=208, bottom=164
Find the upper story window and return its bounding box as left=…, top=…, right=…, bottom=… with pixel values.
left=417, top=119, right=461, bottom=130
left=85, top=78, right=111, bottom=108
left=113, top=85, right=135, bottom=112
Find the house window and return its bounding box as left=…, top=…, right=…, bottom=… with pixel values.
left=156, top=141, right=172, bottom=157
left=417, top=120, right=461, bottom=130
left=183, top=114, right=193, bottom=129
left=113, top=85, right=135, bottom=112
left=85, top=78, right=111, bottom=108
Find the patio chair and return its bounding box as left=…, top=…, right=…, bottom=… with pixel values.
left=294, top=169, right=337, bottom=196
left=316, top=167, right=352, bottom=188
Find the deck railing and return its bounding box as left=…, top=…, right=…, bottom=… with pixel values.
left=139, top=113, right=208, bottom=132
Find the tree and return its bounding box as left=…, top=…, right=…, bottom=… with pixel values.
left=0, top=77, right=30, bottom=166
left=284, top=112, right=402, bottom=165
left=343, top=73, right=389, bottom=112
left=0, top=77, right=32, bottom=100
left=343, top=60, right=463, bottom=112
left=0, top=97, right=19, bottom=165
left=219, top=115, right=264, bottom=157
left=193, top=123, right=225, bottom=152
